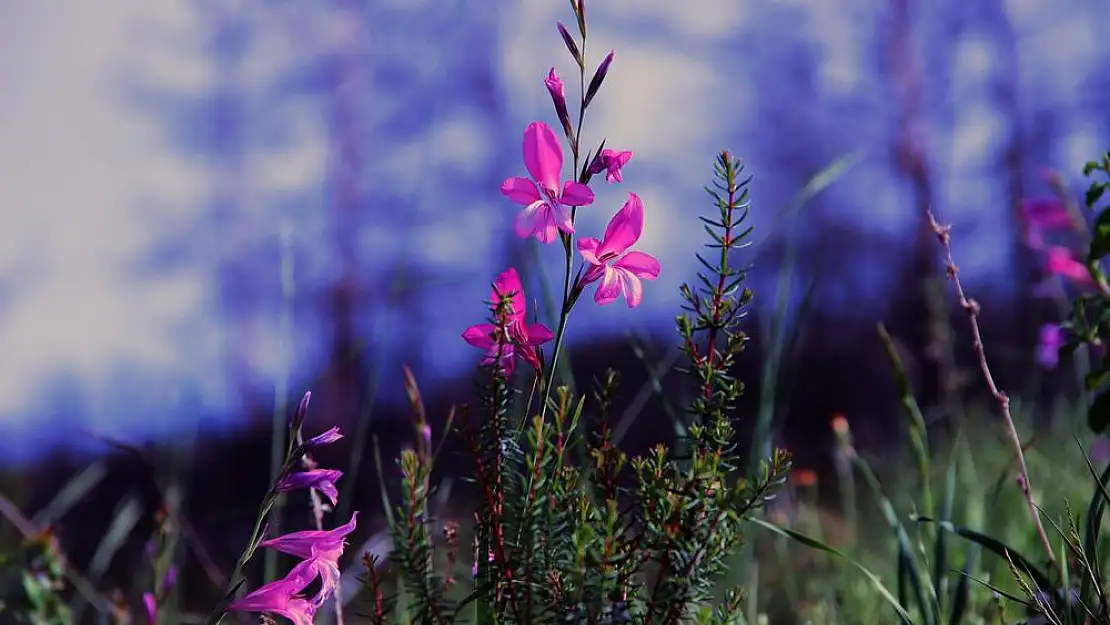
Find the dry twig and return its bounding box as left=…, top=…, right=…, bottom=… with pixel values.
left=926, top=209, right=1058, bottom=570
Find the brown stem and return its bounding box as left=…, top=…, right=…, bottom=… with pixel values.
left=927, top=210, right=1058, bottom=570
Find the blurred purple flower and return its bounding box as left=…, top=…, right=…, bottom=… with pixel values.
left=227, top=557, right=319, bottom=625
left=142, top=593, right=157, bottom=625
left=258, top=512, right=358, bottom=606
left=1045, top=246, right=1092, bottom=285
left=1037, top=323, right=1063, bottom=369
left=305, top=426, right=343, bottom=448
left=275, top=469, right=343, bottom=506
left=1093, top=437, right=1110, bottom=464
left=1022, top=197, right=1072, bottom=230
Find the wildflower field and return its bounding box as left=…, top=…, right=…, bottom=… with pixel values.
left=3, top=1, right=1110, bottom=624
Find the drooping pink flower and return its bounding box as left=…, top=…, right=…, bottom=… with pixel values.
left=1037, top=323, right=1063, bottom=369
left=275, top=469, right=343, bottom=506
left=461, top=268, right=554, bottom=374
left=226, top=557, right=319, bottom=625
left=501, top=122, right=595, bottom=243
left=1045, top=246, right=1092, bottom=284
left=577, top=193, right=661, bottom=308
left=304, top=426, right=343, bottom=448
left=587, top=148, right=633, bottom=184
left=258, top=513, right=358, bottom=607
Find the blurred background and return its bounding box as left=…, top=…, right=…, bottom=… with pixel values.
left=0, top=0, right=1108, bottom=620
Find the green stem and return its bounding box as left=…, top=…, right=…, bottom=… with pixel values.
left=537, top=35, right=588, bottom=426
left=538, top=248, right=574, bottom=426
left=206, top=491, right=277, bottom=625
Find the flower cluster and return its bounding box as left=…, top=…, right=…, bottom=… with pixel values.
left=462, top=35, right=660, bottom=376
left=1020, top=195, right=1092, bottom=369
left=207, top=395, right=358, bottom=625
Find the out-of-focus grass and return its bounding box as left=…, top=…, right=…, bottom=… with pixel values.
left=743, top=399, right=1097, bottom=625
left=0, top=386, right=1096, bottom=624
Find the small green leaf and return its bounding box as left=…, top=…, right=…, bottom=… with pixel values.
left=1089, top=209, right=1110, bottom=260
left=1085, top=368, right=1110, bottom=391
left=1089, top=388, right=1110, bottom=433
left=1087, top=183, right=1106, bottom=208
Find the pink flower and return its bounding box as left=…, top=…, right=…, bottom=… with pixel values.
left=258, top=512, right=358, bottom=607
left=544, top=69, right=571, bottom=137
left=305, top=426, right=343, bottom=448
left=142, top=593, right=157, bottom=625
left=1037, top=323, right=1063, bottom=369
left=462, top=268, right=554, bottom=374
left=226, top=558, right=319, bottom=625
left=275, top=468, right=343, bottom=506
left=587, top=148, right=633, bottom=183
left=501, top=122, right=595, bottom=243
left=1045, top=246, right=1092, bottom=284
left=577, top=193, right=661, bottom=308
left=1022, top=197, right=1072, bottom=230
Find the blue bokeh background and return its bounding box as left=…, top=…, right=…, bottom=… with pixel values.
left=0, top=0, right=1106, bottom=465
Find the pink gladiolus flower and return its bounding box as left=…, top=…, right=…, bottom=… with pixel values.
left=259, top=513, right=358, bottom=607
left=462, top=268, right=554, bottom=374
left=1045, top=246, right=1092, bottom=284
left=1037, top=323, right=1063, bottom=369
left=587, top=148, right=633, bottom=183
left=305, top=426, right=343, bottom=448
left=577, top=193, right=661, bottom=308
left=227, top=558, right=319, bottom=625
left=275, top=469, right=343, bottom=506
left=501, top=122, right=595, bottom=243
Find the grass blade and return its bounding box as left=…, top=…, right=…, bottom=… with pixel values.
left=854, top=452, right=939, bottom=625
left=912, top=515, right=1054, bottom=592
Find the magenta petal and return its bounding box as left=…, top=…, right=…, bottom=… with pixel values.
left=526, top=323, right=554, bottom=345
left=553, top=203, right=576, bottom=235
left=227, top=558, right=319, bottom=625
left=491, top=268, right=526, bottom=321
left=536, top=217, right=560, bottom=244
left=275, top=469, right=343, bottom=506
left=582, top=263, right=606, bottom=284
left=593, top=267, right=622, bottom=306
left=463, top=324, right=498, bottom=348
left=615, top=267, right=644, bottom=308
left=577, top=237, right=602, bottom=265
left=259, top=513, right=358, bottom=560
left=501, top=177, right=541, bottom=205
left=522, top=122, right=563, bottom=194
left=613, top=251, right=660, bottom=279
left=561, top=181, right=595, bottom=206
left=598, top=193, right=644, bottom=257
left=305, top=426, right=343, bottom=448
left=513, top=202, right=548, bottom=240
left=143, top=593, right=157, bottom=625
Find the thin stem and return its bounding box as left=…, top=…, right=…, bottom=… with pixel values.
left=538, top=35, right=588, bottom=426
left=927, top=209, right=1058, bottom=571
